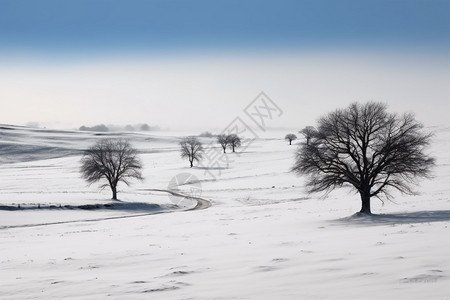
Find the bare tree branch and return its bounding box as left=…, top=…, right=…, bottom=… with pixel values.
left=285, top=133, right=297, bottom=145
left=217, top=134, right=229, bottom=153
left=299, top=126, right=317, bottom=145
left=227, top=134, right=241, bottom=153
left=180, top=137, right=204, bottom=168
left=80, top=139, right=143, bottom=200
left=292, top=102, right=435, bottom=214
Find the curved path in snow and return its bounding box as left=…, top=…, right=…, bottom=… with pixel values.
left=144, top=188, right=211, bottom=210
left=0, top=189, right=212, bottom=230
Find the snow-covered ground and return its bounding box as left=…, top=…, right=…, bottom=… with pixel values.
left=1, top=125, right=449, bottom=299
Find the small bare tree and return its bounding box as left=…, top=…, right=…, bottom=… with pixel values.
left=299, top=126, right=317, bottom=145
left=180, top=137, right=204, bottom=167
left=292, top=102, right=435, bottom=214
left=227, top=134, right=241, bottom=153
left=285, top=133, right=297, bottom=145
left=217, top=134, right=229, bottom=153
left=80, top=139, right=143, bottom=200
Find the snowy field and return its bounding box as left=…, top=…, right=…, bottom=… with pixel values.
left=1, top=124, right=449, bottom=299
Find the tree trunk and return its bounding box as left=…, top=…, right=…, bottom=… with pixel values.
left=359, top=191, right=371, bottom=214
left=111, top=185, right=117, bottom=200
left=223, top=146, right=226, bottom=153
left=232, top=145, right=235, bottom=152
left=289, top=140, right=292, bottom=145
left=190, top=159, right=193, bottom=168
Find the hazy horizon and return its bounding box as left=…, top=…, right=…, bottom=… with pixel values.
left=1, top=0, right=449, bottom=131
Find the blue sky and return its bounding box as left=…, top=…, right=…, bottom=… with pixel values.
left=1, top=0, right=449, bottom=55
left=0, top=0, right=449, bottom=130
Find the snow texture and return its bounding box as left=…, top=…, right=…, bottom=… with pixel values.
left=0, top=124, right=449, bottom=299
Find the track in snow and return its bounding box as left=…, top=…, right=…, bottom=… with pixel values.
left=0, top=189, right=212, bottom=230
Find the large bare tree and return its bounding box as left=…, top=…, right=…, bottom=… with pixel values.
left=292, top=102, right=434, bottom=214
left=180, top=136, right=204, bottom=167
left=80, top=139, right=143, bottom=200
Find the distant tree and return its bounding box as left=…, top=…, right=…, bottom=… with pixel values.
left=299, top=126, right=317, bottom=145
left=140, top=123, right=150, bottom=131
left=180, top=137, right=204, bottom=168
left=93, top=124, right=109, bottom=132
left=292, top=102, right=435, bottom=214
left=124, top=125, right=135, bottom=131
left=285, top=133, right=297, bottom=145
left=227, top=134, right=241, bottom=153
left=79, top=124, right=109, bottom=132
left=217, top=134, right=229, bottom=153
left=80, top=139, right=143, bottom=200
left=199, top=131, right=214, bottom=138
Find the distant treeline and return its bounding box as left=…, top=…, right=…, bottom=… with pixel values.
left=79, top=124, right=160, bottom=132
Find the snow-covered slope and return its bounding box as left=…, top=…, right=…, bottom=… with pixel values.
left=0, top=125, right=449, bottom=299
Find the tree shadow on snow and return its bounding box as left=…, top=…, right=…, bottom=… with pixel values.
left=335, top=210, right=450, bottom=226
left=0, top=202, right=171, bottom=212
left=195, top=166, right=228, bottom=170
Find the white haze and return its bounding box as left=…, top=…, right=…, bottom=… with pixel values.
left=0, top=50, right=449, bottom=131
